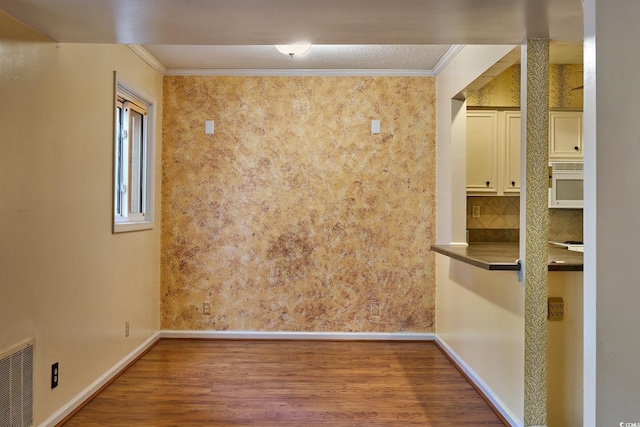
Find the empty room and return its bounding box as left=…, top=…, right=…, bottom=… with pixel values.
left=1, top=1, right=639, bottom=426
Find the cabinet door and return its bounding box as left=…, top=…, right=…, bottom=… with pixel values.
left=503, top=111, right=521, bottom=194
left=549, top=111, right=583, bottom=160
left=467, top=111, right=498, bottom=193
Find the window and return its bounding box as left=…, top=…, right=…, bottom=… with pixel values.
left=113, top=78, right=154, bottom=232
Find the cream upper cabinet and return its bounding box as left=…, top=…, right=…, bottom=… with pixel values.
left=503, top=111, right=521, bottom=194
left=467, top=110, right=521, bottom=195
left=549, top=111, right=583, bottom=160
left=466, top=111, right=498, bottom=193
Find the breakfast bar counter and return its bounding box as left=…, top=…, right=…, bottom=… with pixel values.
left=430, top=242, right=584, bottom=272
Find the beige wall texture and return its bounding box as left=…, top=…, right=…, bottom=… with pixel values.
left=0, top=11, right=162, bottom=425
left=467, top=64, right=584, bottom=110
left=161, top=76, right=436, bottom=332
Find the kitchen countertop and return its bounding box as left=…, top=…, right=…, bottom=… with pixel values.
left=430, top=242, right=583, bottom=272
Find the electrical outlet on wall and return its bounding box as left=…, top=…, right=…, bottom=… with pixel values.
left=51, top=362, right=59, bottom=389
left=370, top=300, right=380, bottom=317
left=548, top=297, right=565, bottom=321
left=203, top=302, right=211, bottom=315
left=472, top=205, right=481, bottom=219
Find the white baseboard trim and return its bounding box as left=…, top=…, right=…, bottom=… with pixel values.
left=39, top=332, right=160, bottom=427
left=435, top=336, right=522, bottom=427
left=160, top=330, right=435, bottom=341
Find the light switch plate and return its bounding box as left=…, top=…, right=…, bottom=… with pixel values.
left=371, top=120, right=381, bottom=134
left=205, top=120, right=215, bottom=134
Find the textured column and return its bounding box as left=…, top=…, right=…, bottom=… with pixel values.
left=524, top=38, right=549, bottom=426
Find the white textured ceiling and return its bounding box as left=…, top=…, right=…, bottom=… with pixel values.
left=0, top=0, right=584, bottom=72
left=143, top=45, right=456, bottom=73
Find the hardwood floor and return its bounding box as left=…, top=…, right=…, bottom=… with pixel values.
left=62, top=339, right=506, bottom=426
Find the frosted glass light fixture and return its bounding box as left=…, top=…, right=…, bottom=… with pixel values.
left=275, top=44, right=311, bottom=57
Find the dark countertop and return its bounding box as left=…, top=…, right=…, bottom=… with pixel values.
left=430, top=242, right=583, bottom=272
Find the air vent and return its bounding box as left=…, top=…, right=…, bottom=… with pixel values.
left=550, top=161, right=583, bottom=171
left=0, top=340, right=34, bottom=427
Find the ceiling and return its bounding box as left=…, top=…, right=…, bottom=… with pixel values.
left=0, top=0, right=584, bottom=73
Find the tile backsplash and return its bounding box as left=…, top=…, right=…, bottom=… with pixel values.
left=467, top=196, right=520, bottom=230
left=547, top=208, right=584, bottom=242
left=467, top=196, right=583, bottom=242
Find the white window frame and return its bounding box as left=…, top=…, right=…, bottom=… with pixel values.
left=113, top=74, right=155, bottom=233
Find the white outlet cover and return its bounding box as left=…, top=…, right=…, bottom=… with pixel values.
left=205, top=120, right=215, bottom=134
left=371, top=120, right=381, bottom=134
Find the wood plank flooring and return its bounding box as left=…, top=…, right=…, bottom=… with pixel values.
left=62, top=339, right=506, bottom=426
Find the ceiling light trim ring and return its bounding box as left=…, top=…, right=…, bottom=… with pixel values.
left=275, top=44, right=312, bottom=57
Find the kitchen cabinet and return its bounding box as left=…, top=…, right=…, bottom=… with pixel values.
left=549, top=111, right=583, bottom=160
left=466, top=110, right=521, bottom=195
left=503, top=111, right=521, bottom=194
left=467, top=111, right=498, bottom=193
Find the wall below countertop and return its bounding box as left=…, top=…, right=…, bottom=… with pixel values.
left=161, top=75, right=436, bottom=332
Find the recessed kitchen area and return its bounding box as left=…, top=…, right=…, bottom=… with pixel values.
left=465, top=44, right=584, bottom=246
left=433, top=43, right=584, bottom=267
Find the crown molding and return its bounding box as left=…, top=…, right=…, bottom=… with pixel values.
left=127, top=44, right=167, bottom=74
left=164, top=68, right=435, bottom=77
left=432, top=44, right=465, bottom=76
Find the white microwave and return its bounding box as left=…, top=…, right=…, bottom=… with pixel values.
left=549, top=162, right=584, bottom=209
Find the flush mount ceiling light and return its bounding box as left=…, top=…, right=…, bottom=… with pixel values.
left=275, top=44, right=311, bottom=57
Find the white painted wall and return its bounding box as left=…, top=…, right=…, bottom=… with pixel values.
left=583, top=1, right=640, bottom=425
left=0, top=11, right=162, bottom=424
left=437, top=254, right=584, bottom=427
left=436, top=256, right=525, bottom=423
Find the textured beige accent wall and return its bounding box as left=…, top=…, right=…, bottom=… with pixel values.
left=467, top=65, right=522, bottom=107
left=549, top=64, right=584, bottom=109
left=467, top=64, right=583, bottom=109
left=162, top=76, right=435, bottom=332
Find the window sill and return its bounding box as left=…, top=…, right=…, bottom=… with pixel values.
left=113, top=220, right=153, bottom=234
